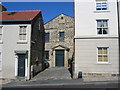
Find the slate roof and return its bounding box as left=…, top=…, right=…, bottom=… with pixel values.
left=0, top=10, right=41, bottom=22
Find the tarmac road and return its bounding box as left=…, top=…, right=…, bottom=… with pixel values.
left=1, top=79, right=120, bottom=89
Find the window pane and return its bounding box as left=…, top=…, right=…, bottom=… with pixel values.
left=20, top=27, right=23, bottom=34
left=97, top=20, right=108, bottom=34
left=98, top=56, right=102, bottom=62
left=103, top=20, right=108, bottom=27
left=45, top=51, right=49, bottom=60
left=96, top=1, right=107, bottom=10
left=59, top=32, right=64, bottom=41
left=23, top=35, right=26, bottom=40
left=103, top=56, right=108, bottom=62
left=102, top=2, right=107, bottom=4
left=102, top=5, right=107, bottom=7
left=98, top=48, right=102, bottom=54
left=96, top=8, right=102, bottom=10
left=96, top=3, right=101, bottom=7
left=103, top=29, right=107, bottom=34
left=19, top=26, right=27, bottom=40
left=45, top=33, right=49, bottom=42
left=23, top=27, right=26, bottom=33
left=98, top=28, right=102, bottom=34
left=98, top=47, right=108, bottom=63
left=102, top=8, right=107, bottom=10
left=103, top=48, right=107, bottom=54
left=97, top=21, right=102, bottom=27
left=19, top=35, right=22, bottom=40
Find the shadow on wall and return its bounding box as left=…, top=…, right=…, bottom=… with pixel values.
left=44, top=60, right=50, bottom=69
left=68, top=57, right=74, bottom=78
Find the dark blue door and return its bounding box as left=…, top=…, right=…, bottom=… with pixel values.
left=18, top=54, right=25, bottom=77
left=55, top=50, right=64, bottom=67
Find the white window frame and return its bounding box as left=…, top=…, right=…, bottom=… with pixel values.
left=18, top=26, right=27, bottom=42
left=0, top=26, right=3, bottom=42
left=96, top=1, right=108, bottom=11
left=97, top=47, right=109, bottom=64
left=96, top=19, right=109, bottom=35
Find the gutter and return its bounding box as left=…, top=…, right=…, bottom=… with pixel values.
left=117, top=0, right=120, bottom=33
left=0, top=19, right=32, bottom=22
left=117, top=0, right=120, bottom=76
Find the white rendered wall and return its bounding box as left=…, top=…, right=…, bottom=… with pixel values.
left=75, top=0, right=118, bottom=38
left=1, top=24, right=31, bottom=79
left=74, top=0, right=119, bottom=77
left=75, top=39, right=119, bottom=74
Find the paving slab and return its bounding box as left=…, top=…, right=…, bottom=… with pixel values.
left=31, top=67, right=72, bottom=81
left=83, top=76, right=119, bottom=82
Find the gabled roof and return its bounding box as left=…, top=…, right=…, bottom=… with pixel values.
left=44, top=13, right=74, bottom=25
left=0, top=10, right=41, bottom=22
left=0, top=4, right=7, bottom=11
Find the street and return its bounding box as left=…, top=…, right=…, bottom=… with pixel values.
left=1, top=79, right=120, bottom=89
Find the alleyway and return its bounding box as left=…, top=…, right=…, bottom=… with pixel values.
left=31, top=67, right=72, bottom=81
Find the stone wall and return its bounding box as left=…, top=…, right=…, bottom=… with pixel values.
left=31, top=12, right=45, bottom=77
left=44, top=14, right=74, bottom=67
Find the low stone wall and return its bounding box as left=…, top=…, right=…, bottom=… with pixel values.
left=73, top=72, right=119, bottom=79
left=82, top=73, right=119, bottom=78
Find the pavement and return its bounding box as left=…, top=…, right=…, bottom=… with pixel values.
left=1, top=77, right=119, bottom=88
left=0, top=67, right=120, bottom=88
left=31, top=67, right=72, bottom=81
left=83, top=76, right=119, bottom=82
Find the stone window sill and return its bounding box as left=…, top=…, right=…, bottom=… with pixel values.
left=94, top=10, right=110, bottom=13
left=96, top=62, right=111, bottom=65
left=17, top=41, right=27, bottom=44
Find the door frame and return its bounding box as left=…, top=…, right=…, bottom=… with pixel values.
left=53, top=49, right=68, bottom=67
left=15, top=51, right=28, bottom=77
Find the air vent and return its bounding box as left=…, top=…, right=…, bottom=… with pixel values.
left=8, top=12, right=16, bottom=15
left=61, top=17, right=64, bottom=19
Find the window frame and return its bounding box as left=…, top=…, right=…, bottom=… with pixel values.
left=44, top=51, right=49, bottom=60
left=97, top=47, right=109, bottom=64
left=59, top=32, right=65, bottom=41
left=96, top=19, right=109, bottom=35
left=96, top=1, right=108, bottom=11
left=45, top=32, right=50, bottom=42
left=19, top=26, right=27, bottom=42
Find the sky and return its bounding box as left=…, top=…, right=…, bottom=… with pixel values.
left=2, top=2, right=74, bottom=24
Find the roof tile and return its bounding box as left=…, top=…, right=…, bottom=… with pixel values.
left=0, top=10, right=41, bottom=21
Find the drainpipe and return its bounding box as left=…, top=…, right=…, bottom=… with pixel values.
left=117, top=0, right=120, bottom=76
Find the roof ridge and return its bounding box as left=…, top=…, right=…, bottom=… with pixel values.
left=2, top=10, right=41, bottom=12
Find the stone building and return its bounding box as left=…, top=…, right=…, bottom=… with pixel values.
left=44, top=14, right=74, bottom=68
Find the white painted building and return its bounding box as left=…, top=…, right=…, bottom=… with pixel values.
left=0, top=10, right=45, bottom=80
left=74, top=0, right=119, bottom=78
